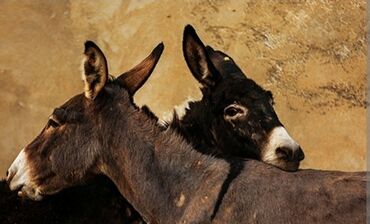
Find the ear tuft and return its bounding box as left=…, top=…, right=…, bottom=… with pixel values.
left=117, top=42, right=164, bottom=95
left=82, top=41, right=108, bottom=100
left=183, top=25, right=220, bottom=87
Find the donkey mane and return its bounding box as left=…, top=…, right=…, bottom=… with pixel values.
left=78, top=83, right=231, bottom=223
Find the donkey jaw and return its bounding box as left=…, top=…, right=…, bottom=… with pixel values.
left=18, top=185, right=44, bottom=201
left=6, top=148, right=43, bottom=200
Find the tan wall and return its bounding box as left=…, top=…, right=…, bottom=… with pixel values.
left=0, top=0, right=366, bottom=177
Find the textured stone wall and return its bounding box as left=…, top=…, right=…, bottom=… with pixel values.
left=0, top=0, right=366, bottom=176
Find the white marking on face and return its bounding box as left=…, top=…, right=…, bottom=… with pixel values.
left=223, top=56, right=230, bottom=61
left=7, top=148, right=45, bottom=200
left=7, top=148, right=31, bottom=191
left=262, top=126, right=299, bottom=163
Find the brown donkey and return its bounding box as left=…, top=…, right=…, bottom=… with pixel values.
left=2, top=42, right=166, bottom=224
left=6, top=41, right=366, bottom=223
left=1, top=27, right=304, bottom=223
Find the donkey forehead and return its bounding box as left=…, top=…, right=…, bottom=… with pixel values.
left=217, top=79, right=271, bottom=101
left=53, top=94, right=86, bottom=117
left=50, top=93, right=97, bottom=124
left=215, top=61, right=242, bottom=77
left=57, top=84, right=128, bottom=111
left=207, top=48, right=272, bottom=100
left=209, top=82, right=274, bottom=117
left=57, top=86, right=132, bottom=122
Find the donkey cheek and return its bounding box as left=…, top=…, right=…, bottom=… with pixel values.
left=251, top=133, right=262, bottom=142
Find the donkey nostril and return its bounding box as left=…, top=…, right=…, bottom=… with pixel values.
left=275, top=147, right=292, bottom=161
left=6, top=170, right=9, bottom=177
left=296, top=147, right=305, bottom=161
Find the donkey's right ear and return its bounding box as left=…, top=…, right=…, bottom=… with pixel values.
left=117, top=42, right=164, bottom=95
left=82, top=41, right=109, bottom=100
left=183, top=25, right=221, bottom=87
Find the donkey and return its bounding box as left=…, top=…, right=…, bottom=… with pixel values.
left=6, top=40, right=366, bottom=223
left=168, top=25, right=304, bottom=171
left=0, top=26, right=303, bottom=223
left=1, top=42, right=167, bottom=224
left=1, top=25, right=305, bottom=223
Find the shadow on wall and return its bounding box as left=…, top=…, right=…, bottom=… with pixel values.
left=0, top=0, right=366, bottom=176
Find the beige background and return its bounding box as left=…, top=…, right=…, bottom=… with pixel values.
left=0, top=0, right=366, bottom=177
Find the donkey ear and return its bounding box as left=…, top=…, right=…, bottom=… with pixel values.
left=117, top=42, right=164, bottom=95
left=183, top=25, right=220, bottom=87
left=205, top=45, right=244, bottom=78
left=82, top=41, right=109, bottom=100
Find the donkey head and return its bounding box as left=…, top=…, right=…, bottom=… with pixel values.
left=6, top=41, right=164, bottom=200
left=182, top=25, right=304, bottom=171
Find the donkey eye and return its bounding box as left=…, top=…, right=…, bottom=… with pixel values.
left=48, top=117, right=60, bottom=128
left=224, top=104, right=248, bottom=119
left=225, top=107, right=240, bottom=117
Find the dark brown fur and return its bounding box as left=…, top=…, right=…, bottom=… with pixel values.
left=168, top=25, right=304, bottom=172
left=0, top=176, right=142, bottom=224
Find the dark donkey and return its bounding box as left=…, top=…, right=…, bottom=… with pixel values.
left=1, top=26, right=304, bottom=223
left=6, top=41, right=366, bottom=223
left=169, top=25, right=304, bottom=171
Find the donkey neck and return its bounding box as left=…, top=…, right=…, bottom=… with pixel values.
left=100, top=100, right=229, bottom=223
left=171, top=96, right=220, bottom=155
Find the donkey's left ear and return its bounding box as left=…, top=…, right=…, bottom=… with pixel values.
left=82, top=41, right=109, bottom=100
left=183, top=25, right=221, bottom=87
left=117, top=42, right=164, bottom=95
